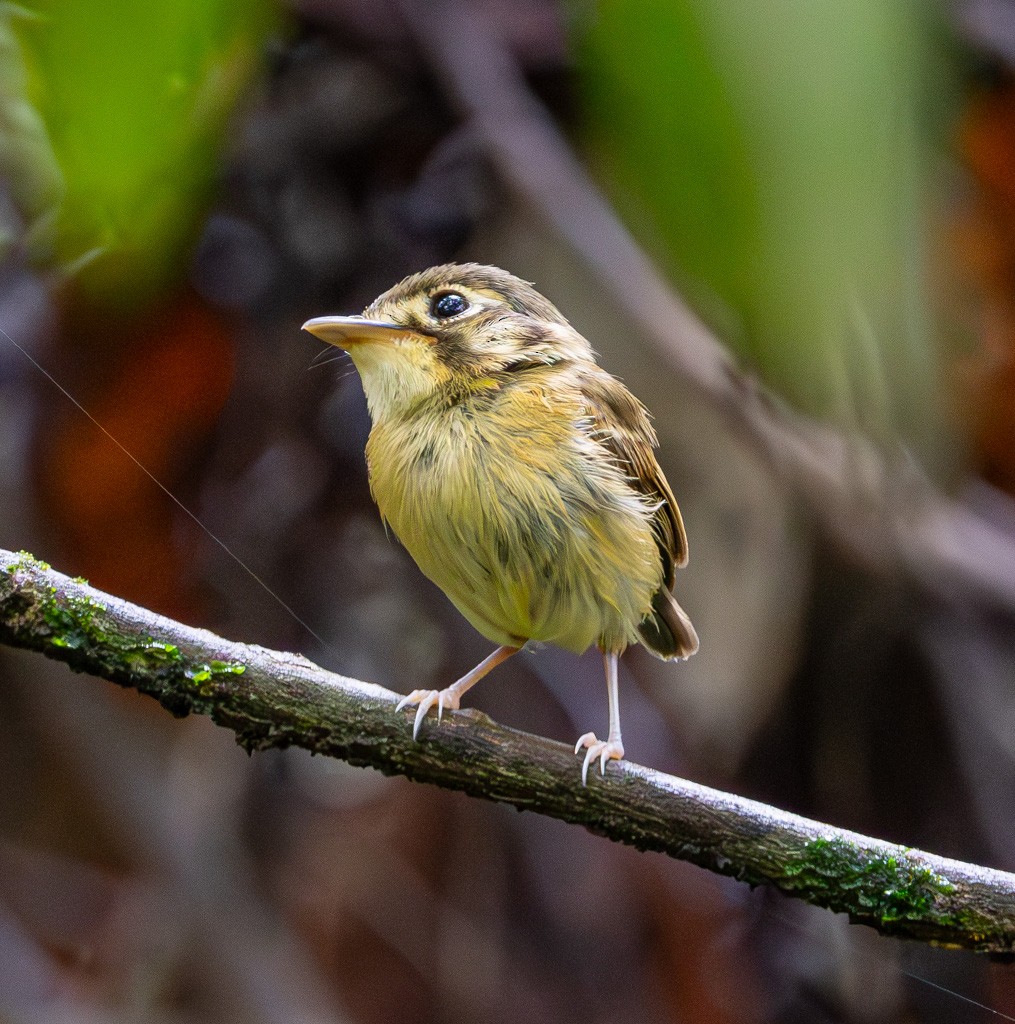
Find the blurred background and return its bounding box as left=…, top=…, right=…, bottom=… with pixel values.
left=1, top=0, right=1014, bottom=1020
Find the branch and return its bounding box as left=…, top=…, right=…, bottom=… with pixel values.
left=2, top=547, right=1013, bottom=954
left=397, top=0, right=1015, bottom=613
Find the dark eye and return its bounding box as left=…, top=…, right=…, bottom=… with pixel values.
left=431, top=292, right=469, bottom=319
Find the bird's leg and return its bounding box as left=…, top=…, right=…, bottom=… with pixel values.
left=574, top=651, right=625, bottom=785
left=396, top=644, right=520, bottom=739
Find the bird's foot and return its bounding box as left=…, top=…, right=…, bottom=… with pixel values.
left=574, top=732, right=625, bottom=786
left=395, top=688, right=463, bottom=739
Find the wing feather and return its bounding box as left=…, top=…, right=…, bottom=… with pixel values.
left=578, top=369, right=688, bottom=585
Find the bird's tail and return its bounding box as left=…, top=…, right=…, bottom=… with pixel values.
left=638, top=588, right=699, bottom=661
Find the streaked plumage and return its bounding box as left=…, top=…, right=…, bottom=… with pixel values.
left=303, top=263, right=697, bottom=782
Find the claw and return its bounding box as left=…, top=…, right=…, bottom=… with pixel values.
left=574, top=731, right=596, bottom=755
left=396, top=687, right=460, bottom=739
left=412, top=693, right=435, bottom=738
left=574, top=733, right=625, bottom=786
left=582, top=745, right=596, bottom=786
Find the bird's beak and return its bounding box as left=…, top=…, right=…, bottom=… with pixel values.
left=301, top=315, right=423, bottom=349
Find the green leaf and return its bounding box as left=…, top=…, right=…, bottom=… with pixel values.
left=577, top=0, right=953, bottom=439
left=14, top=0, right=278, bottom=304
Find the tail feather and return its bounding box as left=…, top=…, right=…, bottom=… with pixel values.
left=637, top=589, right=699, bottom=661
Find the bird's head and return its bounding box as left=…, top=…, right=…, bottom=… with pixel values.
left=303, top=263, right=593, bottom=419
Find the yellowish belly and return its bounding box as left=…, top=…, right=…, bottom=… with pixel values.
left=366, top=408, right=663, bottom=653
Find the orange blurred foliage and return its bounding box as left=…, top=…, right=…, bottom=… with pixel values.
left=955, top=78, right=1015, bottom=496
left=38, top=291, right=235, bottom=621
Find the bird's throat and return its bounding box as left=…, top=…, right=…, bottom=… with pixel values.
left=349, top=342, right=451, bottom=422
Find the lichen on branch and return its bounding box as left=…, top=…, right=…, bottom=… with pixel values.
left=1, top=546, right=1014, bottom=954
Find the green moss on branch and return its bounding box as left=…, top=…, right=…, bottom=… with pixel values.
left=781, top=837, right=956, bottom=924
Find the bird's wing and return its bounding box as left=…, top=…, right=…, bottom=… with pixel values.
left=578, top=368, right=688, bottom=583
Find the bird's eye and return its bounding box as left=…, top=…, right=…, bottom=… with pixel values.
left=430, top=292, right=469, bottom=319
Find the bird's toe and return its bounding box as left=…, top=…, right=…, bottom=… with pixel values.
left=574, top=731, right=597, bottom=755
left=396, top=687, right=464, bottom=739
left=574, top=733, right=624, bottom=786
left=395, top=689, right=441, bottom=739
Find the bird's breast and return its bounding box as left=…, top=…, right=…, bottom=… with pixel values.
left=364, top=390, right=663, bottom=652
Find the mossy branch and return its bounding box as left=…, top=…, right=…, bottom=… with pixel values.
left=2, top=546, right=1014, bottom=954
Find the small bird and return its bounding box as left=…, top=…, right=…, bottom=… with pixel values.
left=303, top=264, right=698, bottom=783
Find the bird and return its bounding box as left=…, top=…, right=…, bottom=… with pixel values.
left=302, top=263, right=698, bottom=784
